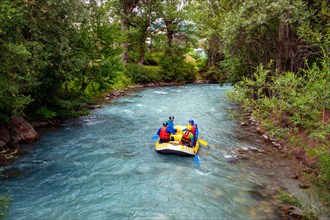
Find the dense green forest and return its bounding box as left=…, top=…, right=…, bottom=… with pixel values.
left=0, top=0, right=329, bottom=218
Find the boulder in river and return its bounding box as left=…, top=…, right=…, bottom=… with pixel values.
left=0, top=126, right=11, bottom=142
left=10, top=117, right=39, bottom=143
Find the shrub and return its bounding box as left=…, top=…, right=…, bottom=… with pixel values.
left=219, top=55, right=247, bottom=83
left=308, top=145, right=330, bottom=184
left=112, top=71, right=134, bottom=89
left=278, top=192, right=301, bottom=207
left=143, top=52, right=161, bottom=66
left=0, top=193, right=11, bottom=219
left=196, top=57, right=208, bottom=73
left=34, top=106, right=57, bottom=120
left=143, top=65, right=162, bottom=82
left=202, top=66, right=225, bottom=83
left=186, top=50, right=201, bottom=59
left=159, top=55, right=197, bottom=83
left=125, top=64, right=162, bottom=84
left=0, top=170, right=12, bottom=219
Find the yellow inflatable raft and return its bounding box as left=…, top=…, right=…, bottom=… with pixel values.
left=155, top=125, right=200, bottom=156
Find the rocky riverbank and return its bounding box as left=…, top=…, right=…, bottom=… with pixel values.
left=239, top=109, right=318, bottom=171
left=232, top=107, right=329, bottom=219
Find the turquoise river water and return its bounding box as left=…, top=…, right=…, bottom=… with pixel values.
left=1, top=84, right=302, bottom=219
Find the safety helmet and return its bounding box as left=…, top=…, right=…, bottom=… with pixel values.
left=163, top=122, right=168, bottom=126
left=187, top=124, right=192, bottom=131
left=188, top=119, right=194, bottom=125
left=169, top=116, right=174, bottom=119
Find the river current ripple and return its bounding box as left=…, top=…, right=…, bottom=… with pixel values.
left=1, top=84, right=287, bottom=219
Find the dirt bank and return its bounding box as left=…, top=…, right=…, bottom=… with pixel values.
left=233, top=108, right=329, bottom=219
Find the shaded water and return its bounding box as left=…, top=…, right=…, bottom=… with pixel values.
left=1, top=84, right=305, bottom=219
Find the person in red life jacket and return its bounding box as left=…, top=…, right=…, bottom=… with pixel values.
left=189, top=119, right=199, bottom=147
left=157, top=122, right=176, bottom=143
left=182, top=119, right=199, bottom=147
left=181, top=124, right=194, bottom=147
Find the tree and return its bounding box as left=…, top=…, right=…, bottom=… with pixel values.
left=189, top=0, right=233, bottom=68
left=0, top=0, right=124, bottom=121
left=108, top=0, right=140, bottom=66
left=20, top=0, right=87, bottom=119
left=158, top=0, right=192, bottom=55
left=190, top=0, right=319, bottom=80
left=66, top=1, right=122, bottom=97
left=221, top=0, right=310, bottom=75
left=130, top=0, right=160, bottom=65
left=0, top=0, right=36, bottom=124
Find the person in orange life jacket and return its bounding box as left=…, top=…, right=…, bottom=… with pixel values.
left=181, top=124, right=194, bottom=147
left=157, top=122, right=176, bottom=143
left=167, top=116, right=177, bottom=133
left=182, top=119, right=198, bottom=147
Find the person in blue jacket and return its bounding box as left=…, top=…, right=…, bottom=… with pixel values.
left=167, top=116, right=177, bottom=133
left=189, top=119, right=198, bottom=139
left=183, top=119, right=199, bottom=146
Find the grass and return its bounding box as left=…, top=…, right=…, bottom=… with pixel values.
left=277, top=191, right=321, bottom=220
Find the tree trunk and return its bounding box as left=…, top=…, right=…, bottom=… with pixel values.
left=137, top=24, right=149, bottom=65
left=207, top=47, right=214, bottom=68
left=120, top=0, right=140, bottom=66
left=207, top=35, right=223, bottom=68
left=276, top=21, right=286, bottom=74
left=164, top=19, right=175, bottom=55
left=121, top=19, right=129, bottom=66
left=137, top=42, right=146, bottom=65
left=167, top=31, right=173, bottom=48
left=165, top=20, right=174, bottom=50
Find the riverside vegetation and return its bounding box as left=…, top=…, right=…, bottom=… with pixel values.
left=0, top=0, right=329, bottom=219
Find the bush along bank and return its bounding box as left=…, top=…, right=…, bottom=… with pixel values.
left=227, top=60, right=330, bottom=213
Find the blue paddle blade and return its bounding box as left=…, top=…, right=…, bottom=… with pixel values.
left=152, top=135, right=159, bottom=140
left=194, top=155, right=200, bottom=165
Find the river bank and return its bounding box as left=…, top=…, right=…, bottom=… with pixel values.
left=233, top=107, right=330, bottom=219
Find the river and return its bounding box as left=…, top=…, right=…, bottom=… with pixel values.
left=0, top=84, right=312, bottom=219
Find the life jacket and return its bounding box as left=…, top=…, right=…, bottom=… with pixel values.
left=182, top=131, right=192, bottom=142
left=159, top=127, right=170, bottom=139
left=190, top=126, right=197, bottom=136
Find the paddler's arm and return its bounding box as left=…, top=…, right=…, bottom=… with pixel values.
left=166, top=127, right=176, bottom=134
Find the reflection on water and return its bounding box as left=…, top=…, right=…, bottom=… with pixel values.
left=0, top=84, right=306, bottom=219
